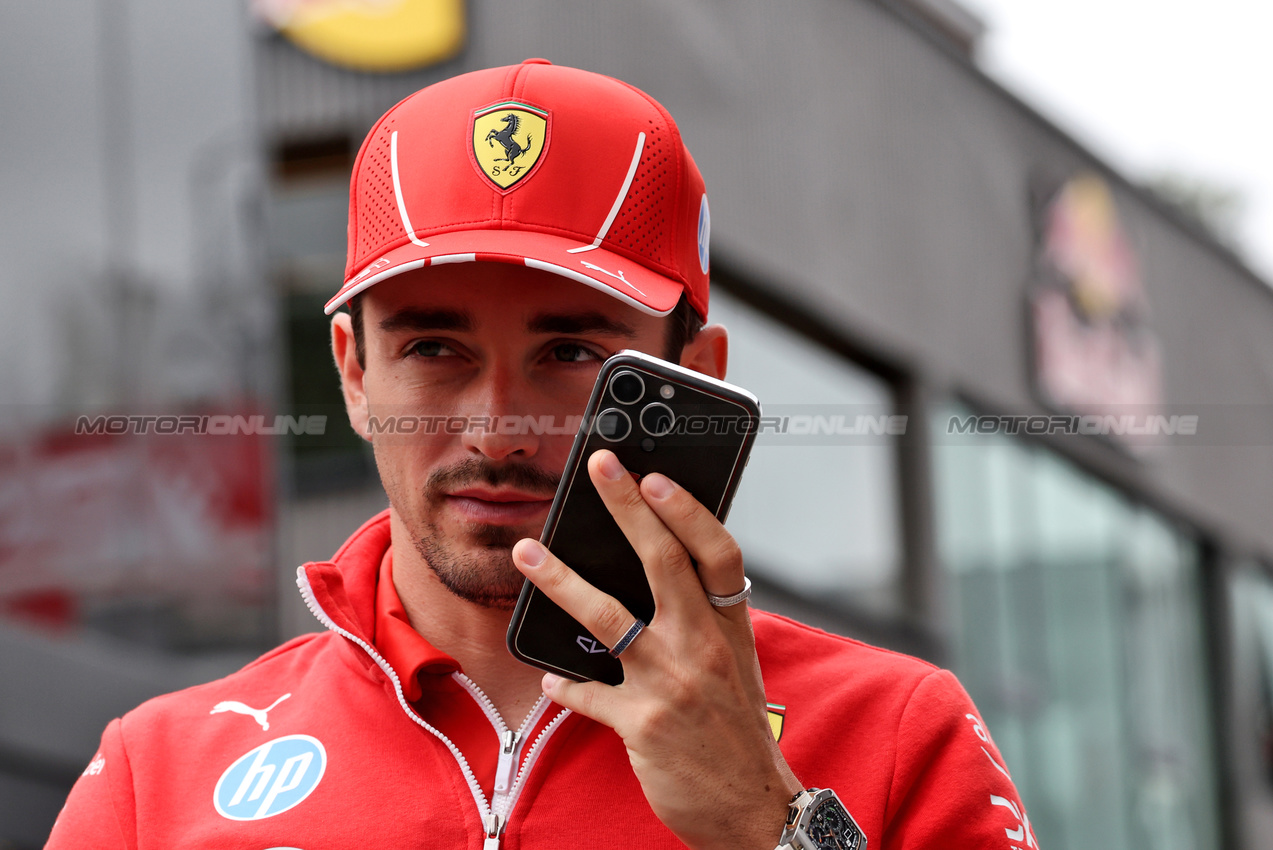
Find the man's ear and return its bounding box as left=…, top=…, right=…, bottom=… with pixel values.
left=678, top=323, right=728, bottom=380
left=331, top=311, right=371, bottom=440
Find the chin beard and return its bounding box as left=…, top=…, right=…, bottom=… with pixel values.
left=411, top=523, right=526, bottom=610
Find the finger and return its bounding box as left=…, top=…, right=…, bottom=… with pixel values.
left=540, top=673, right=619, bottom=729
left=586, top=450, right=702, bottom=613
left=512, top=537, right=650, bottom=662
left=638, top=472, right=748, bottom=618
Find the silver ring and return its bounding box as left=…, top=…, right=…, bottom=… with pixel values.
left=608, top=619, right=646, bottom=657
left=706, top=576, right=752, bottom=608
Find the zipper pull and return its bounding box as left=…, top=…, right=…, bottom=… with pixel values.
left=484, top=812, right=503, bottom=850
left=494, top=729, right=518, bottom=796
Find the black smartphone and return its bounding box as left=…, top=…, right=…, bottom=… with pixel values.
left=506, top=350, right=760, bottom=685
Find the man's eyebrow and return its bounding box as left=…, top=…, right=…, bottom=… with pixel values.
left=377, top=308, right=473, bottom=334
left=528, top=311, right=637, bottom=337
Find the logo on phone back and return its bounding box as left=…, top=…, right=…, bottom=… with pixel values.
left=576, top=635, right=608, bottom=654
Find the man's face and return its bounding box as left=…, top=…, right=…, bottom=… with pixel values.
left=334, top=263, right=694, bottom=609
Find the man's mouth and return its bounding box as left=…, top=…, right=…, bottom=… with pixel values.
left=444, top=488, right=556, bottom=524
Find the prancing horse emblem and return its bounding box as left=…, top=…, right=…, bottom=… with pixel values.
left=471, top=101, right=549, bottom=191
left=486, top=114, right=533, bottom=172
left=210, top=694, right=292, bottom=731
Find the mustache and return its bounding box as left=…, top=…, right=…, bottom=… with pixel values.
left=424, top=457, right=561, bottom=498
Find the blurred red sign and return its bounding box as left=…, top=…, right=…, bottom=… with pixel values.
left=0, top=410, right=274, bottom=627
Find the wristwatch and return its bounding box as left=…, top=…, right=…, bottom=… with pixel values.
left=775, top=788, right=866, bottom=850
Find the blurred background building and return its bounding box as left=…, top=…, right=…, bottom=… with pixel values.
left=2, top=1, right=1272, bottom=847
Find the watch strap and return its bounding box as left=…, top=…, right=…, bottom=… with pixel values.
left=775, top=790, right=808, bottom=849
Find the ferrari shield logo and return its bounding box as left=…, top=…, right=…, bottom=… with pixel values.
left=766, top=702, right=786, bottom=742
left=472, top=101, right=549, bottom=191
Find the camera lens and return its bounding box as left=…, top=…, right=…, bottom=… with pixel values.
left=608, top=370, right=645, bottom=405
left=595, top=408, right=631, bottom=442
left=639, top=402, right=675, bottom=437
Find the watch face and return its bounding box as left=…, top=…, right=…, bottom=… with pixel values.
left=806, top=796, right=863, bottom=850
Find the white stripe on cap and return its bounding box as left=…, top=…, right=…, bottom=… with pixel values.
left=326, top=251, right=677, bottom=317
left=567, top=132, right=646, bottom=254
left=524, top=258, right=672, bottom=317
left=390, top=131, right=430, bottom=249
left=323, top=259, right=427, bottom=314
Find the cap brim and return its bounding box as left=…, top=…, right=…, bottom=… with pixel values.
left=325, top=230, right=685, bottom=316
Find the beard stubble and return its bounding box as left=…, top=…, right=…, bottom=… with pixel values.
left=399, top=456, right=561, bottom=610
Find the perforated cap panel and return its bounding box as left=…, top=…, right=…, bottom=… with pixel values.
left=351, top=121, right=407, bottom=275
left=605, top=117, right=673, bottom=272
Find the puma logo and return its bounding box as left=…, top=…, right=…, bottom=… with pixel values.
left=209, top=693, right=291, bottom=731
left=580, top=260, right=646, bottom=295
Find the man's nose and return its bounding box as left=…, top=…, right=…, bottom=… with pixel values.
left=458, top=374, right=542, bottom=461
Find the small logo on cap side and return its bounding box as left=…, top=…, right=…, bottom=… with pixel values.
left=472, top=101, right=549, bottom=191
left=697, top=195, right=711, bottom=275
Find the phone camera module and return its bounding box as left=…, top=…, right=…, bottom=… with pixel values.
left=595, top=408, right=632, bottom=442
left=639, top=402, right=675, bottom=437
left=608, top=370, right=645, bottom=405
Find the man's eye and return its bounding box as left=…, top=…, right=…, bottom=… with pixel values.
left=409, top=340, right=457, bottom=358
left=550, top=343, right=600, bottom=363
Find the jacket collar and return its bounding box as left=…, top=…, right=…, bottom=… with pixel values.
left=299, top=509, right=392, bottom=645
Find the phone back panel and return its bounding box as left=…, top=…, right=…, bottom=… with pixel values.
left=506, top=352, right=758, bottom=684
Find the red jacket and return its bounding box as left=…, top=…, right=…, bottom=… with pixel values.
left=47, top=512, right=1037, bottom=849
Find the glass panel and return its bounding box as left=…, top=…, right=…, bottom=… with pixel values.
left=708, top=289, right=902, bottom=614
left=933, top=404, right=1220, bottom=850
left=1226, top=565, right=1273, bottom=848
left=1120, top=512, right=1219, bottom=850
left=265, top=175, right=376, bottom=492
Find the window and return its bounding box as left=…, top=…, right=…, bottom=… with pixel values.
left=265, top=137, right=376, bottom=494
left=1227, top=563, right=1273, bottom=846
left=709, top=289, right=903, bottom=615
left=933, top=406, right=1220, bottom=850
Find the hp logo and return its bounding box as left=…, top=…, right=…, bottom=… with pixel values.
left=214, top=735, right=327, bottom=821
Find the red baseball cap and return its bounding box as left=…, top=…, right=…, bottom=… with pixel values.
left=326, top=59, right=711, bottom=320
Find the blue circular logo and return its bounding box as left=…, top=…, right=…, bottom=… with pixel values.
left=214, top=735, right=327, bottom=821
left=697, top=194, right=711, bottom=274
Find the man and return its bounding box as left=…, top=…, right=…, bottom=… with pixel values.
left=48, top=60, right=1036, bottom=849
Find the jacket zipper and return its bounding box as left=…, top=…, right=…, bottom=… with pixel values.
left=297, top=567, right=571, bottom=849
left=480, top=708, right=573, bottom=847
left=453, top=676, right=543, bottom=804
left=453, top=674, right=572, bottom=844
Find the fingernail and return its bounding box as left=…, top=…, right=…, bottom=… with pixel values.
left=643, top=474, right=674, bottom=500
left=542, top=673, right=562, bottom=692
left=598, top=451, right=625, bottom=481
left=517, top=538, right=548, bottom=567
